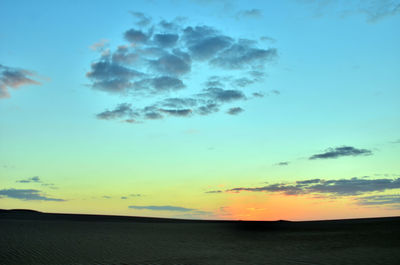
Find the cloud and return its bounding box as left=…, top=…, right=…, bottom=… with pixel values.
left=88, top=15, right=277, bottom=123
left=124, top=28, right=151, bottom=44
left=225, top=177, right=400, bottom=196
left=16, top=176, right=41, bottom=183
left=154, top=33, right=179, bottom=47
left=159, top=108, right=192, bottom=117
left=205, top=190, right=223, bottom=194
left=121, top=196, right=128, bottom=199
left=129, top=205, right=196, bottom=212
left=297, top=0, right=400, bottom=23
left=129, top=11, right=152, bottom=27
left=90, top=39, right=109, bottom=51
left=355, top=195, right=400, bottom=206
left=201, top=87, right=245, bottom=102
left=227, top=107, right=244, bottom=115
left=103, top=195, right=111, bottom=199
left=235, top=9, right=263, bottom=19
left=96, top=103, right=135, bottom=120
left=276, top=162, right=289, bottom=166
left=0, top=188, right=65, bottom=201
left=210, top=41, right=277, bottom=70
left=130, top=193, right=143, bottom=197
left=309, top=146, right=372, bottom=160
left=0, top=64, right=41, bottom=99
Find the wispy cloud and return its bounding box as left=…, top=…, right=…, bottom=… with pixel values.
left=0, top=188, right=65, bottom=201
left=16, top=176, right=41, bottom=183
left=355, top=194, right=400, bottom=206
left=211, top=177, right=400, bottom=196
left=235, top=9, right=263, bottom=20
left=276, top=161, right=289, bottom=166
left=129, top=205, right=196, bottom=212
left=0, top=64, right=41, bottom=99
left=309, top=146, right=372, bottom=160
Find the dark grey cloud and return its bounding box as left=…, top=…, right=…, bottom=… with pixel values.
left=88, top=15, right=277, bottom=123
left=0, top=64, right=41, bottom=99
left=188, top=35, right=233, bottom=60
left=197, top=103, right=219, bottom=115
left=150, top=53, right=191, bottom=76
left=205, top=190, right=223, bottom=194
left=160, top=108, right=192, bottom=117
left=124, top=28, right=150, bottom=44
left=103, top=195, right=111, bottom=199
left=227, top=107, right=244, bottom=115
left=129, top=205, right=195, bottom=212
left=355, top=195, right=400, bottom=206
left=96, top=103, right=135, bottom=120
left=276, top=161, right=289, bottom=166
left=0, top=188, right=65, bottom=201
left=236, top=9, right=263, bottom=19
left=16, top=176, right=40, bottom=183
left=252, top=92, right=264, bottom=98
left=121, top=196, right=128, bottom=200
left=154, top=33, right=179, bottom=48
left=309, top=146, right=372, bottom=160
left=201, top=87, right=245, bottom=102
left=225, top=177, right=400, bottom=196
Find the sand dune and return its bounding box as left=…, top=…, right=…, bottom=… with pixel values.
left=1, top=210, right=399, bottom=265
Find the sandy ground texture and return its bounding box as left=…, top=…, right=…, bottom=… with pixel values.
left=0, top=210, right=400, bottom=265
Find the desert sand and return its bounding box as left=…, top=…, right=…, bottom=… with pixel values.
left=1, top=209, right=399, bottom=265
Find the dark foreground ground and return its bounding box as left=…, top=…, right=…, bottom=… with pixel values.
left=1, top=210, right=399, bottom=265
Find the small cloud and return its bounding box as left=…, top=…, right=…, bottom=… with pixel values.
left=0, top=188, right=65, bottom=201
left=252, top=92, right=264, bottom=98
left=129, top=205, right=196, bottom=212
left=205, top=190, right=222, bottom=194
left=276, top=161, right=289, bottom=166
left=16, top=176, right=41, bottom=183
left=260, top=36, right=276, bottom=43
left=129, top=11, right=152, bottom=27
left=236, top=9, right=263, bottom=20
left=0, top=64, right=41, bottom=99
left=121, top=196, right=128, bottom=200
left=309, top=146, right=372, bottom=160
left=227, top=107, right=244, bottom=115
left=103, top=195, right=111, bottom=199
left=90, top=39, right=109, bottom=51
left=130, top=194, right=143, bottom=197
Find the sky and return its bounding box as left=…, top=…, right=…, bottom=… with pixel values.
left=0, top=0, right=399, bottom=221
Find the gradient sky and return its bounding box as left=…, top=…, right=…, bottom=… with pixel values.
left=1, top=0, right=399, bottom=221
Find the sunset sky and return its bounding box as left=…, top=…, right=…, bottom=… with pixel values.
left=1, top=0, right=399, bottom=221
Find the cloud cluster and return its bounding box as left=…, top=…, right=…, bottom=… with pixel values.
left=207, top=177, right=400, bottom=196
left=87, top=14, right=277, bottom=123
left=16, top=176, right=57, bottom=189
left=0, top=188, right=64, bottom=201
left=309, top=146, right=372, bottom=160
left=0, top=64, right=41, bottom=99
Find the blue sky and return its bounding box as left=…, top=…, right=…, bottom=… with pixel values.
left=0, top=0, right=399, bottom=220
